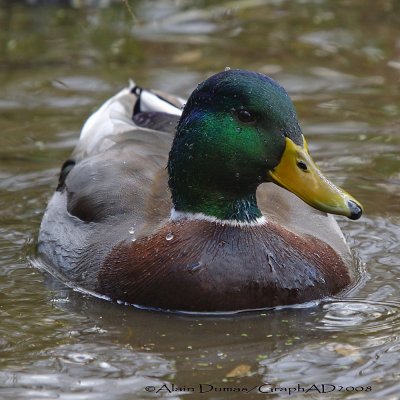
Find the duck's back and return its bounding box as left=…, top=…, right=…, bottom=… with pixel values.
left=38, top=84, right=184, bottom=286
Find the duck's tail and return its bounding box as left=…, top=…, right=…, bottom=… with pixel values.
left=74, top=81, right=185, bottom=159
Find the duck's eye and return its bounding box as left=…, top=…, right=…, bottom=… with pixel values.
left=237, top=109, right=255, bottom=124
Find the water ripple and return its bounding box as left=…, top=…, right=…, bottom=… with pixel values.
left=317, top=298, right=400, bottom=334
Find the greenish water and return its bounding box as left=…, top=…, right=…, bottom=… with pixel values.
left=1, top=0, right=400, bottom=399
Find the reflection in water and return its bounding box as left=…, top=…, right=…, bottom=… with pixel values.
left=0, top=0, right=400, bottom=399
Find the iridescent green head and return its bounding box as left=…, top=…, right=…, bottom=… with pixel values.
left=168, top=69, right=362, bottom=222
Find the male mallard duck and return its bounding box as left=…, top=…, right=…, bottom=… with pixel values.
left=38, top=69, right=363, bottom=312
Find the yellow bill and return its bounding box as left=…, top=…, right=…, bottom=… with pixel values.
left=269, top=137, right=363, bottom=220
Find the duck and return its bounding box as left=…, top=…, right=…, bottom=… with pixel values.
left=38, top=69, right=363, bottom=312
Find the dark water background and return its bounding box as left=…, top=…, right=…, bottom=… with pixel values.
left=1, top=0, right=400, bottom=399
